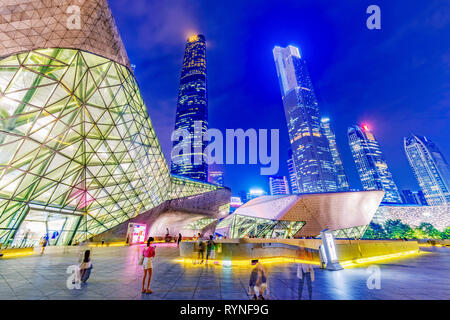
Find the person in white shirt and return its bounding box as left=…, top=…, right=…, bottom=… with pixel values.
left=297, top=249, right=315, bottom=300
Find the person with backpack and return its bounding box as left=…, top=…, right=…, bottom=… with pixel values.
left=140, top=237, right=155, bottom=294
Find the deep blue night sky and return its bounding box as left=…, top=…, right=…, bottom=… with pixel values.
left=109, top=0, right=450, bottom=196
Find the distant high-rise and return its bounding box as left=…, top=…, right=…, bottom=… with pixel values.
left=287, top=149, right=300, bottom=194
left=269, top=176, right=290, bottom=195
left=171, top=34, right=208, bottom=181
left=401, top=189, right=418, bottom=205
left=348, top=125, right=402, bottom=203
left=320, top=117, right=350, bottom=191
left=404, top=135, right=450, bottom=205
left=273, top=45, right=338, bottom=193
left=414, top=190, right=429, bottom=206
left=208, top=171, right=224, bottom=186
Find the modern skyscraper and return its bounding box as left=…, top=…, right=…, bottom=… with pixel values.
left=404, top=135, right=450, bottom=205
left=320, top=117, right=350, bottom=191
left=348, top=125, right=402, bottom=203
left=208, top=171, right=224, bottom=186
left=171, top=34, right=208, bottom=181
left=287, top=149, right=300, bottom=194
left=273, top=45, right=338, bottom=193
left=268, top=176, right=290, bottom=195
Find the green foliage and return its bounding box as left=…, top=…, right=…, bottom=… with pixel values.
left=384, top=219, right=414, bottom=239
left=417, top=223, right=442, bottom=239
left=441, top=227, right=450, bottom=240
left=363, top=220, right=448, bottom=240
left=363, top=222, right=387, bottom=239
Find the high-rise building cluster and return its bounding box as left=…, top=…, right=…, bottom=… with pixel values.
left=273, top=45, right=449, bottom=206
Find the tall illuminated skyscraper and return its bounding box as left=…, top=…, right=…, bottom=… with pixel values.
left=273, top=45, right=337, bottom=193
left=287, top=149, right=300, bottom=194
left=348, top=125, right=402, bottom=203
left=404, top=135, right=450, bottom=205
left=320, top=117, right=349, bottom=191
left=171, top=34, right=208, bottom=181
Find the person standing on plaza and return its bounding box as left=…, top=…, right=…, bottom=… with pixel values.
left=297, top=249, right=315, bottom=300
left=249, top=262, right=267, bottom=300
left=197, top=237, right=205, bottom=264
left=206, top=235, right=215, bottom=263
left=177, top=233, right=182, bottom=247
left=141, top=237, right=155, bottom=294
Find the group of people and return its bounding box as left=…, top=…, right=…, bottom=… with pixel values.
left=247, top=248, right=315, bottom=300
left=194, top=234, right=216, bottom=264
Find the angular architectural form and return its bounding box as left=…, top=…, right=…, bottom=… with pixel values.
left=215, top=191, right=385, bottom=239
left=320, top=117, right=349, bottom=191
left=404, top=135, right=450, bottom=206
left=348, top=125, right=402, bottom=203
left=0, top=0, right=226, bottom=248
left=208, top=170, right=224, bottom=186
left=287, top=149, right=299, bottom=194
left=273, top=45, right=338, bottom=193
left=268, top=176, right=290, bottom=195
left=171, top=34, right=208, bottom=182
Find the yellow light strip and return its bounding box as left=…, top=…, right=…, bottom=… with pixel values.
left=1, top=251, right=35, bottom=259
left=175, top=257, right=320, bottom=267
left=340, top=250, right=421, bottom=268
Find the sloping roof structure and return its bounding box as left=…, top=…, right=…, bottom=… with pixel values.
left=217, top=191, right=384, bottom=237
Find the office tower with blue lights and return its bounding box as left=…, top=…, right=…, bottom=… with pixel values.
left=269, top=176, right=290, bottom=195
left=171, top=34, right=208, bottom=181
left=273, top=45, right=338, bottom=193
left=287, top=149, right=300, bottom=194
left=348, top=125, right=402, bottom=203
left=404, top=135, right=450, bottom=205
left=208, top=171, right=224, bottom=186
left=320, top=117, right=350, bottom=191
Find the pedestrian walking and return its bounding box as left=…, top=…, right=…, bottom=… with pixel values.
left=206, top=235, right=215, bottom=263
left=297, top=249, right=315, bottom=300
left=249, top=262, right=267, bottom=300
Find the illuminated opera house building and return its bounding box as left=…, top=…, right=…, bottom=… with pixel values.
left=0, top=0, right=230, bottom=247
left=216, top=191, right=385, bottom=239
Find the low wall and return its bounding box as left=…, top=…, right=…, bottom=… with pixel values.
left=336, top=240, right=420, bottom=261
left=179, top=239, right=420, bottom=263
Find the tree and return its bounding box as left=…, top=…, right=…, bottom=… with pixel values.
left=417, top=223, right=442, bottom=239
left=384, top=219, right=414, bottom=239
left=363, top=222, right=387, bottom=239
left=441, top=227, right=450, bottom=240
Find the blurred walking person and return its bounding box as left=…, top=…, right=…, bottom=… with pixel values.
left=206, top=235, right=215, bottom=263
left=79, top=250, right=93, bottom=284
left=249, top=262, right=267, bottom=300
left=141, top=237, right=155, bottom=294
left=297, top=249, right=315, bottom=300
left=40, top=235, right=48, bottom=255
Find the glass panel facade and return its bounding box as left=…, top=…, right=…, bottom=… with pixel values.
left=0, top=49, right=218, bottom=247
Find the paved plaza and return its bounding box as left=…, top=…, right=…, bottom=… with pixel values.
left=0, top=245, right=448, bottom=300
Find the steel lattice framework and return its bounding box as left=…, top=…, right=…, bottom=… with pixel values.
left=0, top=48, right=218, bottom=246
